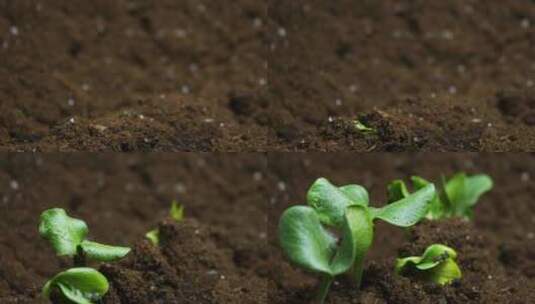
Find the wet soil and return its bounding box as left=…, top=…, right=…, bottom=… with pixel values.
left=267, top=153, right=535, bottom=303
left=2, top=1, right=535, bottom=151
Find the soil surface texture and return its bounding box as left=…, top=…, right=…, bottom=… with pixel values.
left=2, top=1, right=535, bottom=151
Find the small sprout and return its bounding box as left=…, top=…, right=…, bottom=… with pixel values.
left=388, top=173, right=493, bottom=219
left=353, top=120, right=376, bottom=135
left=42, top=267, right=109, bottom=304
left=39, top=208, right=130, bottom=264
left=146, top=201, right=184, bottom=245
left=395, top=244, right=462, bottom=285
left=279, top=178, right=435, bottom=303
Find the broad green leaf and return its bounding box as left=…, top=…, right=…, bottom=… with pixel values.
left=387, top=180, right=410, bottom=203
left=307, top=178, right=364, bottom=227
left=39, top=208, right=88, bottom=256
left=445, top=173, right=493, bottom=217
left=278, top=206, right=336, bottom=275
left=42, top=268, right=109, bottom=303
left=80, top=240, right=130, bottom=262
left=371, top=183, right=435, bottom=227
left=339, top=185, right=369, bottom=206
left=395, top=244, right=461, bottom=285
left=170, top=201, right=184, bottom=222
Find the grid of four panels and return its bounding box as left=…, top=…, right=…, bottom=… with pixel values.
left=1, top=1, right=534, bottom=304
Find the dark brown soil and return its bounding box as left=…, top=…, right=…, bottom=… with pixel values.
left=267, top=153, right=535, bottom=303
left=2, top=1, right=535, bottom=151
left=267, top=0, right=535, bottom=151
left=0, top=0, right=269, bottom=151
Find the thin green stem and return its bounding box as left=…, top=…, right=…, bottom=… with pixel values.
left=315, top=275, right=333, bottom=304
left=353, top=254, right=365, bottom=288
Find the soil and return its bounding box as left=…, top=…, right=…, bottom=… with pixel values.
left=2, top=1, right=535, bottom=151
left=266, top=153, right=535, bottom=303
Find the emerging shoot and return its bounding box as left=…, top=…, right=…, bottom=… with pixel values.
left=395, top=244, right=462, bottom=285
left=279, top=178, right=435, bottom=303
left=146, top=201, right=184, bottom=245
left=353, top=120, right=376, bottom=135
left=387, top=173, right=493, bottom=220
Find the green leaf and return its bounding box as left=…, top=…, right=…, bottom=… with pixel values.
left=146, top=229, right=160, bottom=245
left=371, top=183, right=435, bottom=227
left=387, top=180, right=410, bottom=203
left=278, top=206, right=337, bottom=275
left=39, top=208, right=88, bottom=256
left=345, top=206, right=374, bottom=286
left=395, top=244, right=457, bottom=272
left=427, top=258, right=462, bottom=285
left=307, top=178, right=365, bottom=227
left=170, top=201, right=184, bottom=222
left=42, top=268, right=109, bottom=303
left=395, top=244, right=461, bottom=285
left=410, top=176, right=445, bottom=220
left=338, top=185, right=369, bottom=206
left=353, top=120, right=376, bottom=134
left=57, top=283, right=93, bottom=304
left=80, top=240, right=130, bottom=262
left=445, top=173, right=493, bottom=217
left=329, top=206, right=371, bottom=275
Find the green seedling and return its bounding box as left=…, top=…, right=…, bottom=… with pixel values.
left=388, top=173, right=493, bottom=220
left=353, top=120, right=376, bottom=135
left=279, top=178, right=435, bottom=303
left=42, top=268, right=109, bottom=304
left=146, top=201, right=184, bottom=245
left=39, top=208, right=130, bottom=304
left=395, top=244, right=461, bottom=285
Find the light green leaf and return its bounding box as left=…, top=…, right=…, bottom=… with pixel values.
left=278, top=206, right=337, bottom=275
left=170, top=201, right=184, bottom=222
left=427, top=258, right=462, bottom=285
left=146, top=229, right=160, bottom=245
left=338, top=185, right=369, bottom=206
left=371, top=183, right=435, bottom=227
left=80, top=240, right=130, bottom=262
left=39, top=208, right=88, bottom=256
left=395, top=244, right=461, bottom=285
left=42, top=268, right=109, bottom=303
left=307, top=178, right=363, bottom=227
left=387, top=180, right=410, bottom=203
left=445, top=173, right=493, bottom=217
